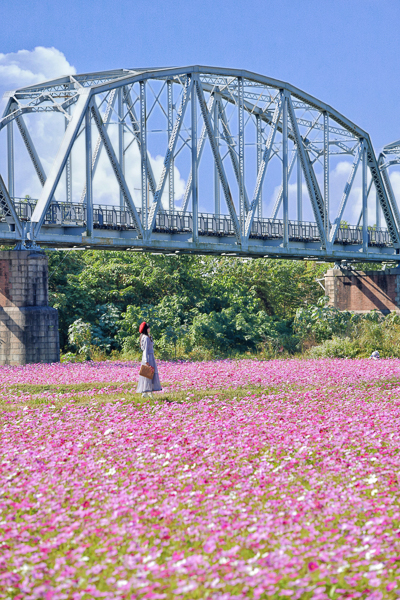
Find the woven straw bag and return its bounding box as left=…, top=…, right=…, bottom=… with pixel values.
left=139, top=364, right=155, bottom=380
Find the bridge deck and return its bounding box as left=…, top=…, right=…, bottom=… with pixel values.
left=0, top=199, right=395, bottom=263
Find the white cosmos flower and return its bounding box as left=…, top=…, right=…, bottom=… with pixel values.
left=365, top=474, right=378, bottom=485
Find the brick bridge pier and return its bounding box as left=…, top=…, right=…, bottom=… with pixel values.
left=0, top=251, right=59, bottom=365
left=325, top=267, right=400, bottom=314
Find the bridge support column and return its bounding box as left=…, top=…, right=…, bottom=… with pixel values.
left=325, top=267, right=400, bottom=314
left=0, top=251, right=59, bottom=365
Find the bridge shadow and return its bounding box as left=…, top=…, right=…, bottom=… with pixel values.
left=342, top=271, right=397, bottom=314
left=0, top=307, right=26, bottom=362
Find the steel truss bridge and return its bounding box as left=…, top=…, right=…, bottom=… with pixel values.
left=1, top=65, right=400, bottom=263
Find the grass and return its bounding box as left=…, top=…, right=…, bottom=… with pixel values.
left=4, top=375, right=399, bottom=412
left=0, top=382, right=289, bottom=411
left=5, top=382, right=136, bottom=394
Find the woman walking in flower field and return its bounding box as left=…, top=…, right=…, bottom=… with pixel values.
left=137, top=322, right=162, bottom=398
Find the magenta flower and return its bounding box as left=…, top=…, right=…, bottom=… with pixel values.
left=1, top=358, right=400, bottom=596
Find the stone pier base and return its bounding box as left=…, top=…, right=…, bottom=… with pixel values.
left=325, top=268, right=400, bottom=314
left=0, top=251, right=59, bottom=365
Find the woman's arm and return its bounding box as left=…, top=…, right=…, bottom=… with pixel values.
left=142, top=336, right=150, bottom=365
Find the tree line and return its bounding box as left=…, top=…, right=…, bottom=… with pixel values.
left=48, top=250, right=327, bottom=359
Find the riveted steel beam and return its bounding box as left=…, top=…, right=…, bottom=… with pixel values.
left=81, top=89, right=117, bottom=203
left=297, top=152, right=302, bottom=221
left=362, top=140, right=368, bottom=253
left=191, top=83, right=198, bottom=243
left=118, top=88, right=125, bottom=210
left=0, top=174, right=22, bottom=237
left=271, top=113, right=322, bottom=219
left=329, top=143, right=362, bottom=245
left=379, top=155, right=400, bottom=232
left=85, top=106, right=93, bottom=236
left=238, top=77, right=245, bottom=237
left=65, top=105, right=72, bottom=203
left=167, top=80, right=175, bottom=214
left=91, top=99, right=144, bottom=239
left=214, top=90, right=221, bottom=217
left=368, top=147, right=400, bottom=246
left=15, top=114, right=46, bottom=186
left=31, top=89, right=92, bottom=236
left=140, top=81, right=148, bottom=229
left=182, top=95, right=215, bottom=213
left=146, top=75, right=193, bottom=238
left=323, top=112, right=329, bottom=234
left=195, top=79, right=241, bottom=242
left=282, top=93, right=289, bottom=247
left=287, top=94, right=327, bottom=248
left=218, top=100, right=250, bottom=212
left=256, top=115, right=262, bottom=220
left=123, top=87, right=157, bottom=196
left=7, top=121, right=14, bottom=199
left=244, top=95, right=283, bottom=240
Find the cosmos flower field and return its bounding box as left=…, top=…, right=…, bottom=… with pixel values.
left=1, top=359, right=400, bottom=599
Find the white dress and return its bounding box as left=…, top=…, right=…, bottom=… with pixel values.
left=137, top=335, right=162, bottom=393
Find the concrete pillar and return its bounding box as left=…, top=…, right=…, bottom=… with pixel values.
left=325, top=267, right=400, bottom=314
left=0, top=251, right=59, bottom=365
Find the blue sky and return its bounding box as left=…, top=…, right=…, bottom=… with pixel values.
left=1, top=0, right=399, bottom=151
left=1, top=0, right=400, bottom=223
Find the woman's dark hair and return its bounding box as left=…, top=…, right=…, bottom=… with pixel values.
left=141, top=323, right=149, bottom=336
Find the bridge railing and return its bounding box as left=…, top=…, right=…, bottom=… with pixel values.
left=2, top=199, right=393, bottom=247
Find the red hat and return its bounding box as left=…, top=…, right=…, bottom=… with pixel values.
left=139, top=322, right=147, bottom=334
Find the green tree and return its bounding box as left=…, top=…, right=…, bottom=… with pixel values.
left=45, top=250, right=332, bottom=356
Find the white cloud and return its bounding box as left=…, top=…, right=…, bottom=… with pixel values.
left=0, top=46, right=188, bottom=210
left=268, top=158, right=379, bottom=226
left=0, top=47, right=77, bottom=198
left=67, top=127, right=187, bottom=208
left=0, top=47, right=76, bottom=94
left=389, top=170, right=400, bottom=199
left=150, top=154, right=186, bottom=207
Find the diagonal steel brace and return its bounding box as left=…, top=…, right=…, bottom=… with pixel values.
left=244, top=96, right=283, bottom=239
left=146, top=76, right=193, bottom=238
left=195, top=79, right=241, bottom=242
left=91, top=100, right=144, bottom=238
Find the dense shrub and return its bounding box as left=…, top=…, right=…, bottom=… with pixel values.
left=47, top=249, right=400, bottom=360
left=307, top=313, right=400, bottom=358
left=294, top=296, right=360, bottom=344
left=307, top=336, right=361, bottom=358
left=47, top=251, right=327, bottom=357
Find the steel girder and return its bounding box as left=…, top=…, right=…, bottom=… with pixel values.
left=0, top=175, right=22, bottom=236
left=1, top=66, right=400, bottom=261
left=379, top=140, right=400, bottom=239
left=81, top=89, right=117, bottom=204
left=90, top=100, right=144, bottom=238
left=30, top=90, right=92, bottom=234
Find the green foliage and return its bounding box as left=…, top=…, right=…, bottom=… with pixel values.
left=294, top=296, right=360, bottom=343
left=307, top=312, right=400, bottom=358
left=307, top=336, right=361, bottom=358
left=117, top=284, right=303, bottom=358
left=91, top=304, right=121, bottom=352
left=68, top=318, right=92, bottom=358
left=42, top=249, right=400, bottom=360
left=46, top=250, right=327, bottom=358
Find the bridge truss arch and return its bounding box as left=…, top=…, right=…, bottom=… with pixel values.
left=1, top=65, right=399, bottom=262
